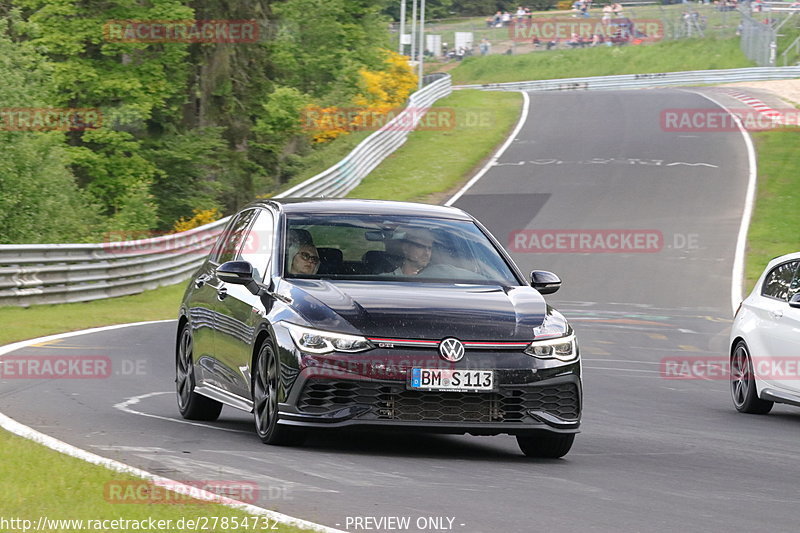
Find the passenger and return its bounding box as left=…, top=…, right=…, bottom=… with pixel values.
left=288, top=243, right=320, bottom=275
left=286, top=229, right=320, bottom=275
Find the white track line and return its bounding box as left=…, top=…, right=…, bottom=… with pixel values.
left=113, top=391, right=252, bottom=433
left=688, top=90, right=758, bottom=316
left=445, top=91, right=531, bottom=206
left=0, top=320, right=343, bottom=533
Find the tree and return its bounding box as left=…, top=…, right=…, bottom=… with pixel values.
left=0, top=19, right=99, bottom=243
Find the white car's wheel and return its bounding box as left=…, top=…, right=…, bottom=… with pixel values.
left=731, top=340, right=773, bottom=414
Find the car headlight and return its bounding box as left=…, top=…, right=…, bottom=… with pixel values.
left=525, top=311, right=577, bottom=361
left=524, top=334, right=577, bottom=361
left=285, top=323, right=373, bottom=354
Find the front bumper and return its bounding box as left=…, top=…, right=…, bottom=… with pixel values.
left=279, top=368, right=582, bottom=435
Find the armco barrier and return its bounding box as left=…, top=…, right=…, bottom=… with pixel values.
left=0, top=219, right=229, bottom=306
left=0, top=74, right=452, bottom=306
left=455, top=66, right=800, bottom=92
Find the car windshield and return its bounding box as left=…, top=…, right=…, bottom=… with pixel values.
left=283, top=214, right=521, bottom=285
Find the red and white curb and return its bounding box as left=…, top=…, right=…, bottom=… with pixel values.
left=0, top=320, right=344, bottom=533
left=717, top=89, right=794, bottom=127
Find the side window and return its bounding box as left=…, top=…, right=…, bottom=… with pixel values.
left=762, top=260, right=800, bottom=301
left=238, top=210, right=274, bottom=282
left=790, top=263, right=800, bottom=300
left=213, top=210, right=257, bottom=264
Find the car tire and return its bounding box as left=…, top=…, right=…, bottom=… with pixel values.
left=516, top=431, right=575, bottom=458
left=176, top=324, right=223, bottom=421
left=252, top=340, right=305, bottom=446
left=731, top=340, right=773, bottom=414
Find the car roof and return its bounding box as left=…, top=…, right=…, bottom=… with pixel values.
left=766, top=251, right=800, bottom=270
left=250, top=198, right=474, bottom=220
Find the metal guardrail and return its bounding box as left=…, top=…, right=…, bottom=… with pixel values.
left=454, top=66, right=800, bottom=91
left=0, top=74, right=452, bottom=307
left=276, top=74, right=451, bottom=198
left=0, top=219, right=229, bottom=307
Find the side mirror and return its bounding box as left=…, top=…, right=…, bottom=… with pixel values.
left=790, top=293, right=800, bottom=309
left=530, top=270, right=561, bottom=295
left=217, top=261, right=261, bottom=295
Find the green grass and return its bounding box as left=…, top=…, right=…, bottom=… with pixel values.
left=449, top=37, right=752, bottom=84
left=0, top=283, right=185, bottom=346
left=0, top=430, right=312, bottom=532
left=745, top=128, right=800, bottom=290
left=348, top=89, right=521, bottom=202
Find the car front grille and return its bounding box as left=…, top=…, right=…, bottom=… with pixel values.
left=297, top=379, right=580, bottom=422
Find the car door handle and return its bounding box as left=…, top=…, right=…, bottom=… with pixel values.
left=771, top=309, right=784, bottom=319
left=216, top=287, right=228, bottom=301
left=195, top=274, right=211, bottom=288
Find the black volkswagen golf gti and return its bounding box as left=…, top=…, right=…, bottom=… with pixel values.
left=176, top=199, right=581, bottom=457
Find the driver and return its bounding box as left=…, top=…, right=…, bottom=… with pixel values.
left=391, top=227, right=436, bottom=276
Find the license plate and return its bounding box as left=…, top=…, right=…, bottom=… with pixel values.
left=410, top=368, right=494, bottom=392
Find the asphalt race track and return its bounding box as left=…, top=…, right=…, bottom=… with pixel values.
left=3, top=89, right=800, bottom=533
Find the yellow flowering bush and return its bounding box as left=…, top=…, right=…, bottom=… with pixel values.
left=173, top=208, right=222, bottom=233
left=304, top=50, right=418, bottom=143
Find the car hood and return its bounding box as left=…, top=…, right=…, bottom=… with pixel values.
left=280, top=279, right=548, bottom=341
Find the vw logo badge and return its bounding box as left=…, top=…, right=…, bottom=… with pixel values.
left=439, top=338, right=465, bottom=362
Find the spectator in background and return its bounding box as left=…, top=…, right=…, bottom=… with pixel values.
left=501, top=11, right=512, bottom=26
left=602, top=4, right=613, bottom=23
left=480, top=38, right=490, bottom=55
left=493, top=11, right=502, bottom=26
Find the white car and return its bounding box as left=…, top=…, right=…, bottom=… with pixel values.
left=730, top=252, right=800, bottom=413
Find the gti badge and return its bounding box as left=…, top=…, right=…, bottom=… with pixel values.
left=439, top=337, right=465, bottom=362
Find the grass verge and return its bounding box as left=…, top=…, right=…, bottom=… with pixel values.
left=0, top=283, right=185, bottom=346
left=0, top=429, right=312, bottom=532
left=449, top=37, right=752, bottom=85
left=745, top=128, right=800, bottom=290
left=347, top=90, right=521, bottom=202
